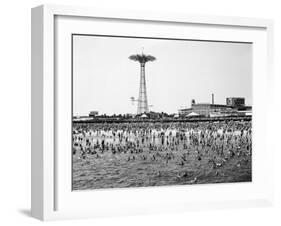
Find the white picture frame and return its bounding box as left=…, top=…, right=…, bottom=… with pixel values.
left=31, top=4, right=274, bottom=221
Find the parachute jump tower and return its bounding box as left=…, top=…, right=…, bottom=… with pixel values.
left=129, top=53, right=156, bottom=114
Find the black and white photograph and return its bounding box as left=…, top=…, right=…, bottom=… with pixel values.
left=72, top=34, right=252, bottom=190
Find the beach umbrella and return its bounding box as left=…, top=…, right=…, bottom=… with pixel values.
left=140, top=114, right=148, bottom=118
left=187, top=112, right=200, bottom=117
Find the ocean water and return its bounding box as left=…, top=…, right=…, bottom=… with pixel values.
left=72, top=126, right=251, bottom=190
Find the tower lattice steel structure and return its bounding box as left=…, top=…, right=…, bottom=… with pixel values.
left=129, top=53, right=156, bottom=114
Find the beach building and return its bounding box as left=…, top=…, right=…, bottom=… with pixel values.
left=178, top=95, right=252, bottom=117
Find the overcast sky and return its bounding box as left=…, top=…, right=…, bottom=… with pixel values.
left=73, top=35, right=252, bottom=116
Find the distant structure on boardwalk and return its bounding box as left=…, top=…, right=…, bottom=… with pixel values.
left=129, top=53, right=156, bottom=114
left=89, top=111, right=99, bottom=117
left=179, top=94, right=252, bottom=117
left=226, top=97, right=245, bottom=107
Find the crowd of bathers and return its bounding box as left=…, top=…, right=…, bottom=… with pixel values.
left=73, top=120, right=252, bottom=182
